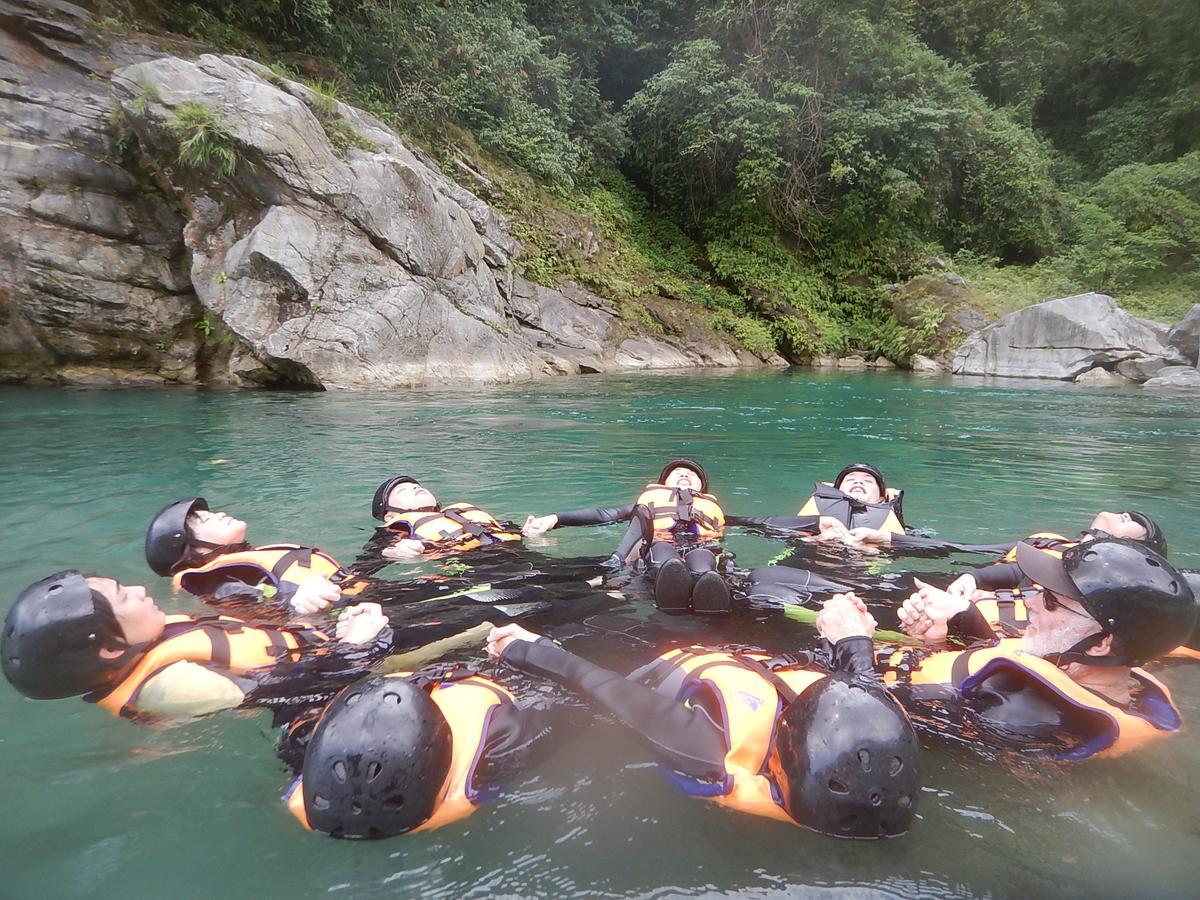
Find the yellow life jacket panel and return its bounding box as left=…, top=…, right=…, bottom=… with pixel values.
left=974, top=590, right=1033, bottom=637
left=797, top=483, right=906, bottom=534
left=634, top=485, right=725, bottom=539
left=385, top=503, right=521, bottom=551
left=286, top=671, right=513, bottom=833
left=88, top=615, right=312, bottom=718
left=879, top=639, right=1181, bottom=759
left=174, top=544, right=367, bottom=597
left=644, top=647, right=824, bottom=823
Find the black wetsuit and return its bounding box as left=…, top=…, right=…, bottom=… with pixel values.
left=500, top=635, right=876, bottom=778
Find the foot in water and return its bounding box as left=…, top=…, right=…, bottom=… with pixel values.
left=691, top=571, right=731, bottom=615
left=654, top=558, right=692, bottom=613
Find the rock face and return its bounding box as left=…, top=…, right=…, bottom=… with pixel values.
left=1168, top=304, right=1200, bottom=366
left=0, top=1, right=772, bottom=388
left=952, top=293, right=1187, bottom=380
left=909, top=353, right=946, bottom=373
left=1075, top=366, right=1130, bottom=386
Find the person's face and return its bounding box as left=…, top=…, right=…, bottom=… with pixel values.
left=187, top=509, right=248, bottom=545
left=838, top=470, right=882, bottom=504
left=663, top=466, right=701, bottom=490
left=1021, top=589, right=1102, bottom=659
left=387, top=481, right=438, bottom=513
left=1088, top=511, right=1148, bottom=541
left=87, top=577, right=166, bottom=645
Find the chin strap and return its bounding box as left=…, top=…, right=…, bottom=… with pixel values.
left=1043, top=631, right=1129, bottom=668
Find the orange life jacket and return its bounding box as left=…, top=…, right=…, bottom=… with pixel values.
left=634, top=485, right=725, bottom=540
left=643, top=647, right=824, bottom=822
left=798, top=483, right=906, bottom=533
left=384, top=503, right=521, bottom=551
left=87, top=615, right=316, bottom=718
left=286, top=671, right=513, bottom=833
left=879, top=639, right=1181, bottom=759
left=174, top=544, right=367, bottom=597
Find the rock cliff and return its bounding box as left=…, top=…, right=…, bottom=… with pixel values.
left=0, top=0, right=775, bottom=388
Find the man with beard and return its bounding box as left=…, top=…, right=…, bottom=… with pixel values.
left=882, top=537, right=1195, bottom=759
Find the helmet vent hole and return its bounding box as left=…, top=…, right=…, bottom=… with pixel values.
left=898, top=793, right=913, bottom=809
left=383, top=794, right=405, bottom=811
left=333, top=760, right=347, bottom=783
left=857, top=749, right=872, bottom=771
left=828, top=778, right=849, bottom=795
left=888, top=756, right=904, bottom=776
left=351, top=802, right=363, bottom=816
left=313, top=793, right=330, bottom=810
left=870, top=793, right=882, bottom=807
left=384, top=692, right=402, bottom=705
left=345, top=692, right=361, bottom=707
left=367, top=761, right=382, bottom=782
left=839, top=814, right=858, bottom=832
left=1147, top=558, right=1161, bottom=568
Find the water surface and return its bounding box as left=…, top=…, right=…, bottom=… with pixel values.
left=1, top=370, right=1198, bottom=898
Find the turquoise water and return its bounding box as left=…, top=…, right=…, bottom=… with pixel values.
left=2, top=370, right=1198, bottom=898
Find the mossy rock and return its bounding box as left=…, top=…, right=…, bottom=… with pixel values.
left=887, top=273, right=991, bottom=358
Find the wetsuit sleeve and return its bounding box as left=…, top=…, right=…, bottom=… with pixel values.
left=135, top=662, right=249, bottom=718
left=973, top=562, right=1024, bottom=591
left=501, top=638, right=728, bottom=777
left=726, top=515, right=821, bottom=534
left=826, top=636, right=878, bottom=678
left=552, top=504, right=637, bottom=527
left=887, top=535, right=1019, bottom=554
left=947, top=605, right=998, bottom=643
left=473, top=703, right=582, bottom=791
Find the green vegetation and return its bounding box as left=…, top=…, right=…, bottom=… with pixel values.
left=93, top=0, right=1200, bottom=356
left=167, top=102, right=239, bottom=177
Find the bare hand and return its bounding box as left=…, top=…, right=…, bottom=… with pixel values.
left=897, top=594, right=949, bottom=644
left=289, top=574, right=341, bottom=615
left=522, top=514, right=558, bottom=537
left=847, top=526, right=891, bottom=545
left=945, top=573, right=979, bottom=606
left=816, top=592, right=877, bottom=643
left=811, top=517, right=852, bottom=542
left=381, top=538, right=426, bottom=560
left=336, top=602, right=387, bottom=644
left=912, top=577, right=970, bottom=618
left=485, top=623, right=541, bottom=659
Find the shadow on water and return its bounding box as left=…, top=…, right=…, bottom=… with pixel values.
left=1, top=371, right=1199, bottom=898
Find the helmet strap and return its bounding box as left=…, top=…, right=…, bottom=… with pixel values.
left=1044, top=631, right=1128, bottom=668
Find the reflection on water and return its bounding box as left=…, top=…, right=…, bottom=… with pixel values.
left=1, top=371, right=1198, bottom=898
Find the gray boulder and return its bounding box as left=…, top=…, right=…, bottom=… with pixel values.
left=953, top=293, right=1187, bottom=379
left=1167, top=304, right=1200, bottom=365
left=909, top=354, right=946, bottom=373
left=1075, top=366, right=1130, bottom=386
left=1142, top=366, right=1200, bottom=389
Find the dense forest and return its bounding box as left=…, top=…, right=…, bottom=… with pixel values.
left=92, top=1, right=1200, bottom=360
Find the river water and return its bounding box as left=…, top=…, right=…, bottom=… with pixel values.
left=1, top=370, right=1198, bottom=898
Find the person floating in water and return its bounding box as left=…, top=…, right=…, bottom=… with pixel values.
left=796, top=463, right=910, bottom=536
left=364, top=475, right=522, bottom=564
left=1, top=571, right=389, bottom=721
left=281, top=666, right=565, bottom=838
left=145, top=497, right=367, bottom=617
left=485, top=591, right=920, bottom=838
left=887, top=537, right=1195, bottom=759
left=523, top=458, right=735, bottom=614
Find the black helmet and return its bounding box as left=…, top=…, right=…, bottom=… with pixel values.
left=1126, top=511, right=1167, bottom=557
left=1016, top=538, right=1196, bottom=666
left=371, top=476, right=419, bottom=520
left=771, top=673, right=919, bottom=838
left=834, top=463, right=887, bottom=496
left=1183, top=571, right=1200, bottom=651
left=302, top=676, right=452, bottom=838
left=658, top=458, right=708, bottom=493
left=145, top=498, right=208, bottom=576
left=2, top=571, right=127, bottom=699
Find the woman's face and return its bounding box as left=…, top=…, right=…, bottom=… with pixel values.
left=88, top=577, right=166, bottom=645
left=1088, top=511, right=1147, bottom=541
left=187, top=509, right=248, bottom=546
left=663, top=466, right=701, bottom=490
left=385, top=481, right=439, bottom=514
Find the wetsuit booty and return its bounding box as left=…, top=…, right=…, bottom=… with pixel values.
left=654, top=558, right=693, bottom=613
left=691, top=571, right=731, bottom=615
